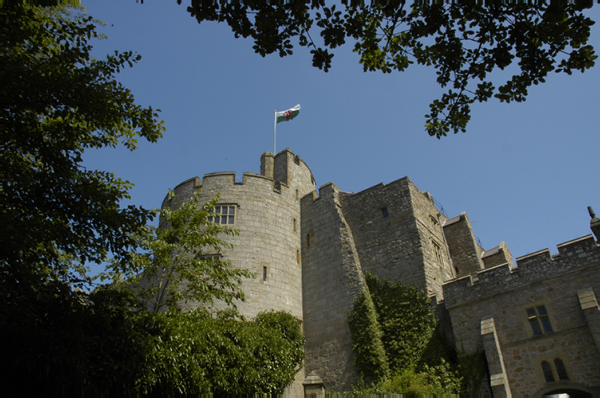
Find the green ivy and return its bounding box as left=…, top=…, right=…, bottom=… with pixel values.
left=457, top=344, right=488, bottom=396
left=347, top=286, right=390, bottom=381
left=366, top=273, right=437, bottom=371
left=348, top=273, right=463, bottom=394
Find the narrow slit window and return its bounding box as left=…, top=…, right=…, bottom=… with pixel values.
left=293, top=218, right=297, bottom=232
left=263, top=266, right=267, bottom=282
left=432, top=239, right=444, bottom=264
left=306, top=233, right=311, bottom=248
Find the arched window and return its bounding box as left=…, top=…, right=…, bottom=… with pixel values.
left=541, top=360, right=555, bottom=383
left=554, top=358, right=569, bottom=381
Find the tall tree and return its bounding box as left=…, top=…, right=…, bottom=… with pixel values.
left=0, top=4, right=164, bottom=291
left=180, top=1, right=596, bottom=137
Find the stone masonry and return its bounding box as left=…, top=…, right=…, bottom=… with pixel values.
left=443, top=235, right=600, bottom=397
left=158, top=149, right=600, bottom=397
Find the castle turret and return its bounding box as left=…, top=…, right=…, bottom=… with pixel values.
left=162, top=149, right=315, bottom=321
left=260, top=151, right=274, bottom=179
left=443, top=213, right=485, bottom=277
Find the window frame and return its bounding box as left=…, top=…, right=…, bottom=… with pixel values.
left=538, top=356, right=570, bottom=384
left=541, top=360, right=555, bottom=382
left=554, top=357, right=569, bottom=381
left=525, top=304, right=553, bottom=336
left=208, top=204, right=237, bottom=225
left=431, top=238, right=445, bottom=265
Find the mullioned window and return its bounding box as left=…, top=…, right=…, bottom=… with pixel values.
left=208, top=205, right=236, bottom=225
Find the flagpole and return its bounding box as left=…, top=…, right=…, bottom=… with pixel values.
left=273, top=108, right=277, bottom=154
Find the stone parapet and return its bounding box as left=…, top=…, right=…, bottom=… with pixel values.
left=482, top=241, right=513, bottom=269
left=443, top=235, right=600, bottom=309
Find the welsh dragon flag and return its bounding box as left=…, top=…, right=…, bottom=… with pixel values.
left=276, top=104, right=301, bottom=123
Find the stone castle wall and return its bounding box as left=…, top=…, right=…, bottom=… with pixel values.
left=159, top=149, right=316, bottom=398
left=338, top=177, right=452, bottom=300
left=442, top=213, right=485, bottom=278
left=300, top=177, right=456, bottom=390
left=300, top=182, right=366, bottom=391
left=442, top=235, right=600, bottom=396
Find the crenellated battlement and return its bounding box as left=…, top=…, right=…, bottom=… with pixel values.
left=162, top=172, right=276, bottom=207
left=162, top=148, right=316, bottom=209
left=443, top=234, right=600, bottom=309
left=202, top=171, right=274, bottom=186
left=300, top=182, right=340, bottom=207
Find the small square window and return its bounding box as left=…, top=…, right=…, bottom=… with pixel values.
left=381, top=208, right=389, bottom=218
left=430, top=215, right=439, bottom=228
left=208, top=205, right=236, bottom=225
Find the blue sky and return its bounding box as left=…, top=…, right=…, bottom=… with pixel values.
left=82, top=1, right=600, bottom=263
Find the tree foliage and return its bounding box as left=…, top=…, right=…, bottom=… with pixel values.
left=109, top=191, right=253, bottom=313
left=0, top=4, right=164, bottom=291
left=1, top=283, right=150, bottom=397
left=2, top=286, right=305, bottom=397
left=1, top=5, right=303, bottom=397
left=0, top=5, right=163, bottom=395
left=183, top=0, right=596, bottom=137
left=137, top=309, right=305, bottom=397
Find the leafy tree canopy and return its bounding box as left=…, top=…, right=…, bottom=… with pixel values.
left=0, top=4, right=164, bottom=291
left=1, top=284, right=150, bottom=397
left=109, top=191, right=254, bottom=313
left=179, top=0, right=596, bottom=137
left=1, top=5, right=303, bottom=397
left=136, top=309, right=305, bottom=397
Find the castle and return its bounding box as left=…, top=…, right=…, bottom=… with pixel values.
left=162, top=149, right=600, bottom=397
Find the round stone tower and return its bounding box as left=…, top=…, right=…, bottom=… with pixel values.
left=161, top=149, right=315, bottom=320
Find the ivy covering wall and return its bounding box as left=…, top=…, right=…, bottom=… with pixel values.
left=348, top=272, right=486, bottom=395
